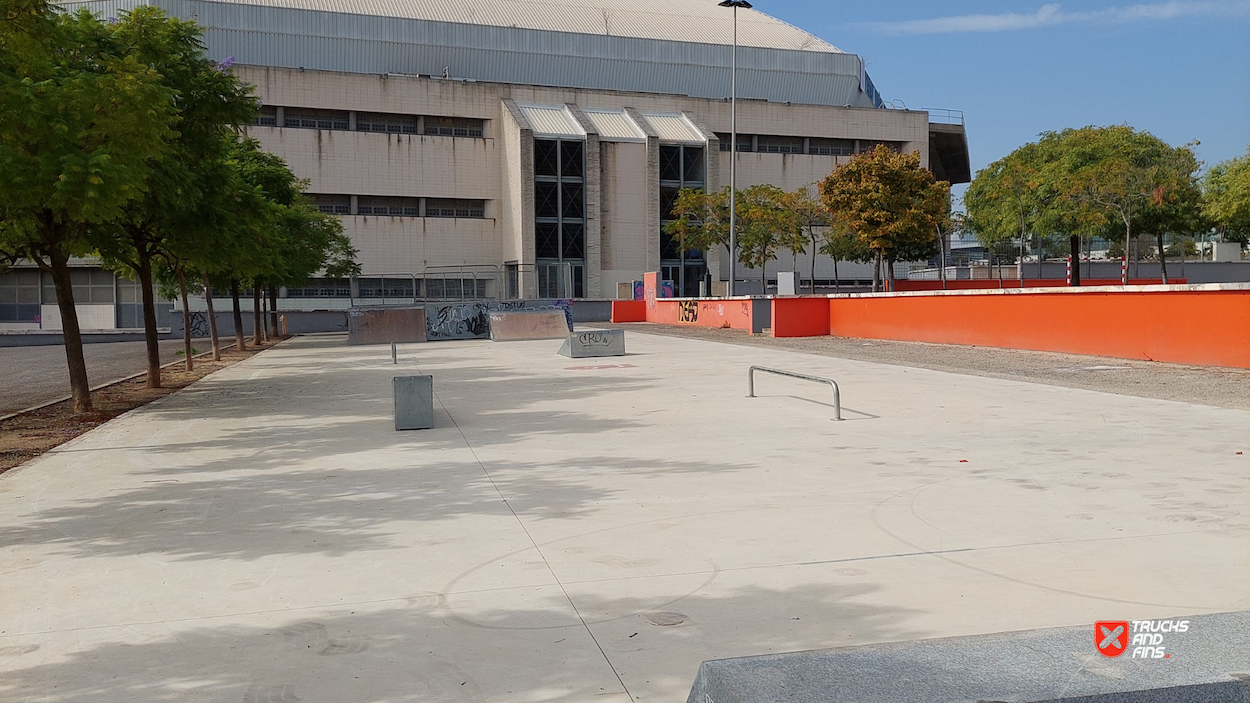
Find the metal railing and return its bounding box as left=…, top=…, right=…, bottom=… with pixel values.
left=923, top=108, right=965, bottom=125
left=747, top=366, right=842, bottom=421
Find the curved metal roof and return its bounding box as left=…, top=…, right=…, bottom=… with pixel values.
left=214, top=0, right=842, bottom=53
left=61, top=0, right=881, bottom=108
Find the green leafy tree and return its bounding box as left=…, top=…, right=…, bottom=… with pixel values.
left=94, top=5, right=258, bottom=381
left=781, top=185, right=829, bottom=294
left=819, top=215, right=872, bottom=292
left=0, top=2, right=175, bottom=412
left=820, top=145, right=950, bottom=291
left=1058, top=126, right=1202, bottom=283
left=735, top=184, right=804, bottom=292
left=1204, top=148, right=1250, bottom=245
left=663, top=187, right=729, bottom=257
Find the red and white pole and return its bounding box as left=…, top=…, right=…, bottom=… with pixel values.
left=1121, top=256, right=1128, bottom=285
left=1066, top=256, right=1072, bottom=286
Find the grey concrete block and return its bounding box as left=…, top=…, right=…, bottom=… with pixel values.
left=686, top=610, right=1250, bottom=703
left=558, top=329, right=625, bottom=358
left=393, top=375, right=433, bottom=431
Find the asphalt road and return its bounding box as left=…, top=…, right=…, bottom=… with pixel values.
left=0, top=339, right=204, bottom=416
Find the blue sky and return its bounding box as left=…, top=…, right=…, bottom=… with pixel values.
left=766, top=1, right=1250, bottom=197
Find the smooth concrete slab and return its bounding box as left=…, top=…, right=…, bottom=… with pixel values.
left=0, top=332, right=1247, bottom=702
left=487, top=309, right=569, bottom=341
left=686, top=610, right=1250, bottom=703
left=347, top=306, right=427, bottom=345
left=558, top=329, right=626, bottom=358
left=393, top=375, right=433, bottom=430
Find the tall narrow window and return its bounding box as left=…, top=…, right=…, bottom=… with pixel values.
left=533, top=138, right=586, bottom=298
left=659, top=145, right=706, bottom=297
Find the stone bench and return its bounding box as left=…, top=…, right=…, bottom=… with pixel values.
left=686, top=610, right=1250, bottom=703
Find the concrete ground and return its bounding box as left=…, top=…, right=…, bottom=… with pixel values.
left=0, top=331, right=1247, bottom=702
left=0, top=339, right=204, bottom=416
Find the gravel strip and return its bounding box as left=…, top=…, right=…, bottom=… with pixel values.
left=605, top=323, right=1250, bottom=411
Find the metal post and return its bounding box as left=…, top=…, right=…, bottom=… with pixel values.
left=391, top=341, right=397, bottom=364
left=747, top=365, right=843, bottom=421
left=728, top=4, right=737, bottom=298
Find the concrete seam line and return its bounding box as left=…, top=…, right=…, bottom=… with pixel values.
left=0, top=347, right=224, bottom=423
left=430, top=382, right=636, bottom=701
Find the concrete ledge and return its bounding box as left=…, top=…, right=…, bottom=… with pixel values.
left=686, top=611, right=1250, bottom=703
left=488, top=309, right=569, bottom=341
left=558, top=329, right=625, bottom=357
left=347, top=307, right=426, bottom=345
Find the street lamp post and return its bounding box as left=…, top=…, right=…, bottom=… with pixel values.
left=719, top=0, right=751, bottom=298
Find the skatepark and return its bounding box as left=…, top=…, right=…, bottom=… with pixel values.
left=1, top=326, right=1247, bottom=701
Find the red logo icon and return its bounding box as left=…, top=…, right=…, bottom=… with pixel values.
left=1096, top=621, right=1130, bottom=657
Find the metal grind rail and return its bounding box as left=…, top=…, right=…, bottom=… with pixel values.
left=747, top=366, right=842, bottom=421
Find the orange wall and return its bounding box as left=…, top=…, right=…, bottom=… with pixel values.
left=892, top=279, right=1183, bottom=292
left=649, top=298, right=755, bottom=331
left=772, top=298, right=830, bottom=337
left=829, top=288, right=1250, bottom=368
left=612, top=300, right=647, bottom=323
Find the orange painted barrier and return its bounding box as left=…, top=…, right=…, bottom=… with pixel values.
left=828, top=285, right=1250, bottom=368
left=892, top=279, right=1184, bottom=292
left=648, top=298, right=755, bottom=331
left=772, top=298, right=830, bottom=337
left=611, top=300, right=647, bottom=323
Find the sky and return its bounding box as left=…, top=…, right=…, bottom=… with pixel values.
left=765, top=0, right=1250, bottom=201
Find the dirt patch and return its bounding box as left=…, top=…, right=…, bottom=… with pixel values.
left=0, top=340, right=283, bottom=475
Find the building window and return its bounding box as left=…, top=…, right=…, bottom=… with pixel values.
left=716, top=133, right=754, bottom=152
left=659, top=145, right=706, bottom=296
left=426, top=198, right=485, bottom=218
left=356, top=112, right=418, bottom=134
left=41, top=268, right=114, bottom=304
left=358, top=196, right=421, bottom=216
left=254, top=105, right=277, bottom=126
left=284, top=107, right=349, bottom=130
left=425, top=116, right=484, bottom=137
left=424, top=279, right=487, bottom=299
left=809, top=138, right=854, bottom=156
left=858, top=140, right=902, bottom=154
left=286, top=278, right=351, bottom=297
left=757, top=135, right=804, bottom=154
left=533, top=138, right=586, bottom=297
left=116, top=277, right=173, bottom=329
left=312, top=194, right=351, bottom=215
left=356, top=277, right=415, bottom=298
left=0, top=269, right=40, bottom=322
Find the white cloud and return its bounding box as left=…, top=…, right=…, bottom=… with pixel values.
left=862, top=1, right=1250, bottom=35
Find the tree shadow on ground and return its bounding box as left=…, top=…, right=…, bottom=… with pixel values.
left=0, top=581, right=926, bottom=703
left=0, top=454, right=752, bottom=561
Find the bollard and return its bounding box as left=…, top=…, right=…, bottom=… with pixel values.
left=391, top=341, right=397, bottom=364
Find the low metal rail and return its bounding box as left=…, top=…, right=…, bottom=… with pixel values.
left=747, top=366, right=842, bottom=421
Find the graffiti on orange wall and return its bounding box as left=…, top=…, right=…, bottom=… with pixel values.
left=678, top=300, right=699, bottom=323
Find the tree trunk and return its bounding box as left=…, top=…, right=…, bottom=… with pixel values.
left=1037, top=233, right=1044, bottom=279
left=252, top=284, right=264, bottom=345
left=885, top=254, right=896, bottom=291
left=268, top=286, right=279, bottom=338
left=201, top=272, right=221, bottom=361
left=761, top=262, right=767, bottom=295
left=1069, top=235, right=1081, bottom=286
left=45, top=244, right=93, bottom=414
left=136, top=252, right=161, bottom=388
left=261, top=291, right=270, bottom=342
left=938, top=226, right=947, bottom=290
left=176, top=267, right=193, bottom=372
left=871, top=251, right=881, bottom=293
left=1157, top=232, right=1169, bottom=284
left=810, top=232, right=817, bottom=294
left=833, top=258, right=840, bottom=293
left=231, top=279, right=245, bottom=352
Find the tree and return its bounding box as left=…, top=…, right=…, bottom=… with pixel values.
left=819, top=216, right=872, bottom=292
left=94, top=5, right=257, bottom=383
left=663, top=187, right=729, bottom=259
left=0, top=2, right=175, bottom=412
left=820, top=145, right=950, bottom=292
left=1204, top=148, right=1250, bottom=245
left=781, top=185, right=828, bottom=294
left=735, top=184, right=803, bottom=292
left=1058, top=126, right=1202, bottom=283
